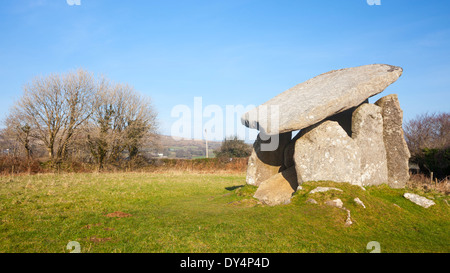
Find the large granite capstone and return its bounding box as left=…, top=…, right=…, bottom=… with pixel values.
left=241, top=64, right=403, bottom=135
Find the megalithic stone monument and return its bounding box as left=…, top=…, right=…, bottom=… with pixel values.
left=241, top=64, right=411, bottom=206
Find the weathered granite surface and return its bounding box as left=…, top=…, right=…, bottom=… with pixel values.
left=352, top=103, right=388, bottom=186
left=241, top=64, right=403, bottom=135
left=246, top=132, right=291, bottom=186
left=294, top=121, right=362, bottom=186
left=253, top=166, right=298, bottom=206
left=375, top=94, right=411, bottom=188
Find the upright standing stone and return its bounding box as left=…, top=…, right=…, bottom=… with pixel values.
left=283, top=131, right=302, bottom=169
left=352, top=103, right=388, bottom=186
left=246, top=132, right=292, bottom=186
left=327, top=99, right=369, bottom=136
left=375, top=94, right=410, bottom=188
left=283, top=100, right=368, bottom=170
left=283, top=116, right=342, bottom=169
left=294, top=121, right=361, bottom=186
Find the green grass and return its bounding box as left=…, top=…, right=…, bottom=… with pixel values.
left=0, top=172, right=448, bottom=253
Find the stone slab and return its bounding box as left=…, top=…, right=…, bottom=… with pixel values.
left=242, top=64, right=402, bottom=135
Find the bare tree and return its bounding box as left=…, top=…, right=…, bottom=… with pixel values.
left=86, top=81, right=158, bottom=169
left=4, top=108, right=34, bottom=159
left=86, top=80, right=116, bottom=169
left=11, top=69, right=97, bottom=162
left=3, top=68, right=158, bottom=170
left=404, top=112, right=449, bottom=178
left=404, top=112, right=450, bottom=157
left=122, top=86, right=158, bottom=159
left=56, top=70, right=98, bottom=159
left=0, top=128, right=24, bottom=158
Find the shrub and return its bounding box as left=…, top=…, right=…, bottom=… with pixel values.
left=416, top=147, right=450, bottom=179
left=214, top=136, right=251, bottom=160
left=0, top=156, right=42, bottom=174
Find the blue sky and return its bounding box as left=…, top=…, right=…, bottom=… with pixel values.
left=0, top=0, right=449, bottom=141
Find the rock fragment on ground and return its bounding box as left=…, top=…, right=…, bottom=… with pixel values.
left=403, top=193, right=435, bottom=208
left=253, top=166, right=298, bottom=206
left=309, top=186, right=343, bottom=194
left=306, top=198, right=318, bottom=204
left=324, top=198, right=353, bottom=226
left=325, top=198, right=344, bottom=209
left=354, top=197, right=366, bottom=208
left=344, top=209, right=353, bottom=226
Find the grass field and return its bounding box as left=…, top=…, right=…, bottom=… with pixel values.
left=0, top=172, right=449, bottom=253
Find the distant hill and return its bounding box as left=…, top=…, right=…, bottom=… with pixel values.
left=155, top=135, right=223, bottom=159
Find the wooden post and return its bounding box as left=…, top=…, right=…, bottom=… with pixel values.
left=205, top=129, right=209, bottom=158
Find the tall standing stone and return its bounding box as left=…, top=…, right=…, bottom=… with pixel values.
left=375, top=94, right=410, bottom=188
left=294, top=121, right=361, bottom=186
left=283, top=131, right=302, bottom=169
left=352, top=103, right=388, bottom=186
left=246, top=132, right=292, bottom=186
left=283, top=100, right=368, bottom=170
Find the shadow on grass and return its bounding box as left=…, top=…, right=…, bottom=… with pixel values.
left=225, top=185, right=244, bottom=191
